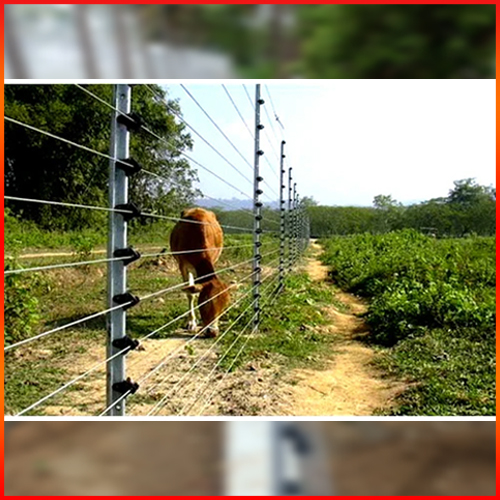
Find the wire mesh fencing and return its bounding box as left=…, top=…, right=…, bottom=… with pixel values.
left=4, top=83, right=310, bottom=417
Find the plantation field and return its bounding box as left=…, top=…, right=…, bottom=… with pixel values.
left=321, top=230, right=496, bottom=416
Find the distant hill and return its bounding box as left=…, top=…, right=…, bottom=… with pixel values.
left=196, top=198, right=279, bottom=210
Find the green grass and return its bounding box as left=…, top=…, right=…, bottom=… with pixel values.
left=217, top=273, right=335, bottom=373
left=5, top=229, right=322, bottom=415
left=320, top=230, right=496, bottom=416
left=374, top=327, right=496, bottom=416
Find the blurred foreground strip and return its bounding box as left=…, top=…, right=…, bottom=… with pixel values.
left=5, top=421, right=495, bottom=496
left=4, top=5, right=495, bottom=79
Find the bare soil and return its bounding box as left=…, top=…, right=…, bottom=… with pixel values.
left=43, top=268, right=286, bottom=417
left=286, top=241, right=406, bottom=416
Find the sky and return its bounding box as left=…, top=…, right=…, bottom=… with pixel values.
left=164, top=80, right=495, bottom=207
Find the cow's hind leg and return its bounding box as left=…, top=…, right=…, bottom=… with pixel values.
left=185, top=270, right=198, bottom=331
left=186, top=291, right=198, bottom=331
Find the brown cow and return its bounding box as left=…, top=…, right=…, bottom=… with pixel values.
left=170, top=208, right=230, bottom=338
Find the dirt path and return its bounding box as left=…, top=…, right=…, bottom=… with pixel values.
left=287, top=241, right=405, bottom=416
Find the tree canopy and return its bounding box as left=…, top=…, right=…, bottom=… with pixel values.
left=297, top=4, right=495, bottom=78
left=5, top=84, right=199, bottom=230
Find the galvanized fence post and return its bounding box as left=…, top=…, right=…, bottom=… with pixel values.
left=292, top=183, right=297, bottom=266
left=287, top=167, right=293, bottom=273
left=278, top=140, right=286, bottom=292
left=225, top=422, right=333, bottom=495
left=299, top=200, right=305, bottom=254
left=253, top=84, right=265, bottom=333
left=106, top=84, right=132, bottom=416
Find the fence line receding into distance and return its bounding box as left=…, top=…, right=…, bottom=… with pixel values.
left=4, top=83, right=310, bottom=417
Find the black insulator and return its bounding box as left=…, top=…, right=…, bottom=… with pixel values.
left=113, top=292, right=140, bottom=310
left=115, top=202, right=141, bottom=222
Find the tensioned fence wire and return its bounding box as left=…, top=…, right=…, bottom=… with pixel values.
left=4, top=83, right=302, bottom=416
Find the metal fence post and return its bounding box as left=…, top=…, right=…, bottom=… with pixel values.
left=299, top=200, right=305, bottom=254
left=253, top=84, right=264, bottom=333
left=225, top=422, right=333, bottom=495
left=287, top=166, right=293, bottom=273
left=296, top=193, right=300, bottom=261
left=106, top=84, right=131, bottom=416
left=4, top=5, right=28, bottom=79
left=278, top=140, right=286, bottom=292
left=292, top=183, right=297, bottom=266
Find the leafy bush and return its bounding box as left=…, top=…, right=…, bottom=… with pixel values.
left=70, top=233, right=99, bottom=260
left=4, top=261, right=41, bottom=347
left=321, top=231, right=495, bottom=415
left=321, top=230, right=495, bottom=346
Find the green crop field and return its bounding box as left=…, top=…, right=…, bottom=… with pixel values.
left=321, top=230, right=496, bottom=416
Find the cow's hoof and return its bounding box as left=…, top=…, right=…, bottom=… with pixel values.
left=204, top=328, right=218, bottom=338
left=186, top=320, right=198, bottom=332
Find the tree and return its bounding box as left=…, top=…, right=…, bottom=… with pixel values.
left=373, top=194, right=399, bottom=210
left=372, top=194, right=403, bottom=233
left=447, top=178, right=495, bottom=207
left=301, top=196, right=319, bottom=208
left=297, top=5, right=495, bottom=78
left=5, top=84, right=199, bottom=229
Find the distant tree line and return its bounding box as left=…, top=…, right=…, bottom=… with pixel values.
left=307, top=179, right=495, bottom=238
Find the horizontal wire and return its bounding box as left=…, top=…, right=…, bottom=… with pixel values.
left=180, top=84, right=254, bottom=171
left=179, top=309, right=257, bottom=416
left=178, top=266, right=281, bottom=416
left=5, top=252, right=276, bottom=352
left=199, top=192, right=280, bottom=227
left=4, top=195, right=131, bottom=214
left=146, top=267, right=280, bottom=417
left=5, top=194, right=278, bottom=234
left=265, top=84, right=285, bottom=132
left=242, top=84, right=255, bottom=111
left=96, top=251, right=280, bottom=416
left=140, top=209, right=256, bottom=233
left=146, top=289, right=257, bottom=416
left=16, top=346, right=129, bottom=416
left=143, top=85, right=253, bottom=187
left=4, top=243, right=261, bottom=276
left=199, top=192, right=281, bottom=228
left=111, top=277, right=257, bottom=417
left=74, top=84, right=129, bottom=119
left=140, top=243, right=256, bottom=258
left=261, top=134, right=281, bottom=182
left=262, top=96, right=281, bottom=147
left=199, top=192, right=255, bottom=219
left=142, top=154, right=251, bottom=203
left=4, top=255, right=128, bottom=275
left=135, top=277, right=257, bottom=393
left=4, top=116, right=135, bottom=170
left=98, top=390, right=129, bottom=417
left=4, top=247, right=163, bottom=261
left=195, top=274, right=282, bottom=416
left=4, top=301, right=131, bottom=352
left=222, top=84, right=254, bottom=140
